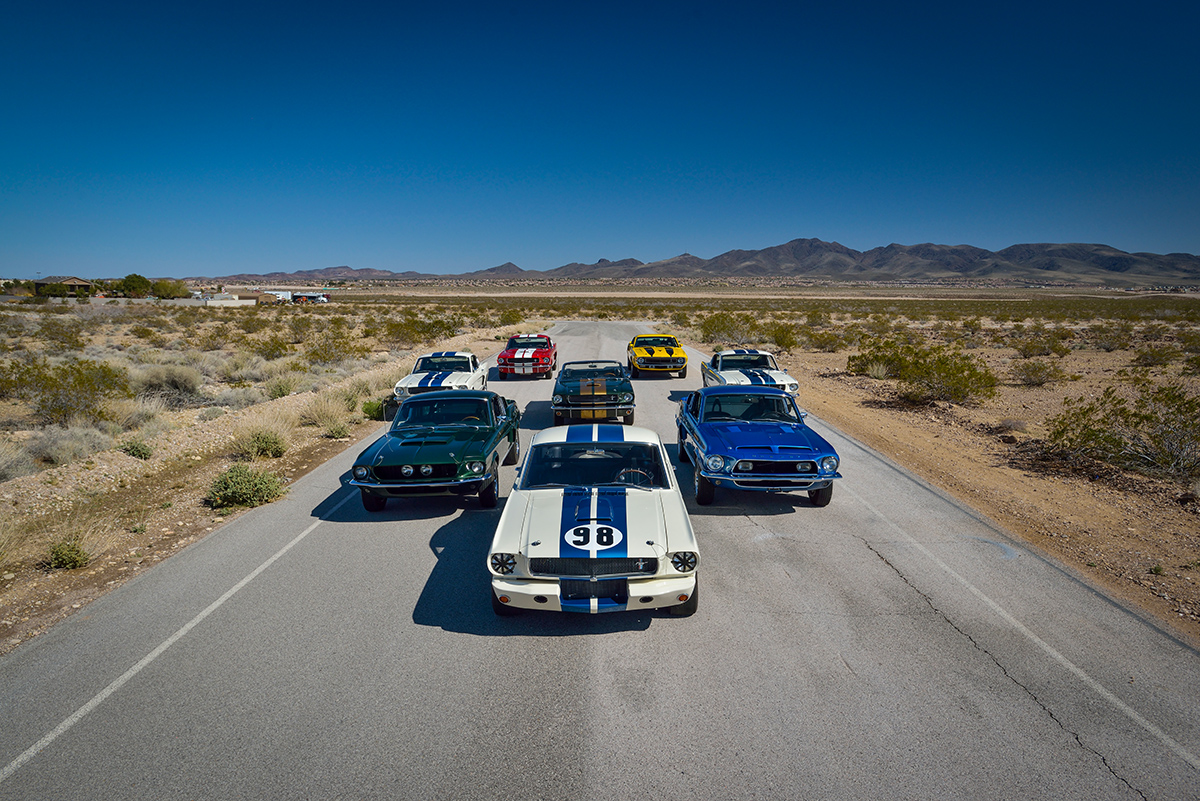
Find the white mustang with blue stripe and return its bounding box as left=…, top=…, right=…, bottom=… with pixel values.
left=700, top=349, right=799, bottom=395
left=393, top=351, right=488, bottom=400
left=488, top=424, right=700, bottom=616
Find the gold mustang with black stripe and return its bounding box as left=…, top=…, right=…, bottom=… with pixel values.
left=551, top=360, right=637, bottom=426
left=627, top=334, right=687, bottom=378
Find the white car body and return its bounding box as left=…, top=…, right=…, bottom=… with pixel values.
left=488, top=424, right=699, bottom=615
left=393, top=351, right=488, bottom=400
left=700, top=349, right=799, bottom=395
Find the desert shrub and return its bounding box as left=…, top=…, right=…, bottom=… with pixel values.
left=287, top=316, right=314, bottom=343
left=998, top=418, right=1029, bottom=433
left=1184, top=354, right=1200, bottom=376
left=198, top=407, right=227, bottom=421
left=498, top=308, right=524, bottom=326
left=362, top=399, right=386, bottom=420
left=48, top=536, right=89, bottom=570
left=805, top=310, right=831, bottom=328
left=206, top=463, right=285, bottom=508
left=211, top=387, right=265, bottom=408
left=119, top=439, right=153, bottom=459
left=863, top=361, right=893, bottom=380
left=23, top=358, right=132, bottom=425
left=132, top=364, right=204, bottom=407
left=1087, top=322, right=1133, bottom=352
left=36, top=316, right=86, bottom=353
left=234, top=312, right=271, bottom=334
left=28, top=424, right=114, bottom=465
left=1009, top=324, right=1071, bottom=359
left=264, top=374, right=301, bottom=399
left=1010, top=359, right=1066, bottom=387
left=1178, top=331, right=1200, bottom=354
left=106, top=395, right=167, bottom=431
left=0, top=440, right=37, bottom=481
left=849, top=339, right=997, bottom=404
left=1047, top=382, right=1200, bottom=480
left=803, top=327, right=846, bottom=353
left=1132, top=346, right=1180, bottom=367
left=768, top=322, right=798, bottom=352
left=233, top=429, right=287, bottom=459
left=301, top=392, right=349, bottom=430
left=699, top=312, right=758, bottom=345
left=197, top=323, right=232, bottom=351
left=250, top=333, right=292, bottom=361
left=220, top=352, right=268, bottom=383
left=304, top=325, right=368, bottom=365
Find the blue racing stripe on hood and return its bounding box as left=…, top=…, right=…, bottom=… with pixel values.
left=739, top=370, right=770, bottom=384
left=560, top=488, right=593, bottom=558
left=565, top=425, right=595, bottom=442
left=594, top=425, right=626, bottom=442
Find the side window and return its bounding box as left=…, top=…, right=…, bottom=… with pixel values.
left=492, top=396, right=505, bottom=419
left=688, top=393, right=699, bottom=417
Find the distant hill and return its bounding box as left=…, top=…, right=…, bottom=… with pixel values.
left=190, top=239, right=1200, bottom=286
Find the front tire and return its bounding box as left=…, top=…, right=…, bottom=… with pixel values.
left=630, top=363, right=639, bottom=378
left=503, top=432, right=520, bottom=465
left=679, top=365, right=687, bottom=379
left=668, top=578, right=698, bottom=616
left=361, top=489, right=387, bottom=513
left=479, top=469, right=499, bottom=509
left=498, top=370, right=507, bottom=381
left=677, top=427, right=690, bottom=463
left=808, top=485, right=833, bottom=507
left=694, top=463, right=714, bottom=505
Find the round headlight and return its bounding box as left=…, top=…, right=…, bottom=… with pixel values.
left=420, top=464, right=433, bottom=476
left=670, top=551, right=698, bottom=572
left=394, top=387, right=408, bottom=397
left=352, top=466, right=369, bottom=480
left=552, top=394, right=563, bottom=404
left=620, top=392, right=633, bottom=403
left=636, top=357, right=645, bottom=365
left=468, top=461, right=485, bottom=474
left=705, top=454, right=725, bottom=472
left=490, top=553, right=516, bottom=575
left=401, top=464, right=414, bottom=477
left=787, top=383, right=799, bottom=392
left=821, top=456, right=839, bottom=473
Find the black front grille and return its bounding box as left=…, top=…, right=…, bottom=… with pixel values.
left=374, top=464, right=458, bottom=481
left=567, top=394, right=618, bottom=405
left=406, top=386, right=443, bottom=395
left=733, top=460, right=818, bottom=476
left=530, top=557, right=657, bottom=577
left=642, top=358, right=684, bottom=367
left=561, top=578, right=628, bottom=602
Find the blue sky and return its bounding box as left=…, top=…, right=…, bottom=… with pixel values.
left=3, top=1, right=1198, bottom=280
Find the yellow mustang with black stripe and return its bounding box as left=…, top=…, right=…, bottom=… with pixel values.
left=626, top=334, right=688, bottom=378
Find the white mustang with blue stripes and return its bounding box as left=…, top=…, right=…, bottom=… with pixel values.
left=700, top=349, right=799, bottom=395
left=393, top=351, right=488, bottom=400
left=488, top=424, right=700, bottom=616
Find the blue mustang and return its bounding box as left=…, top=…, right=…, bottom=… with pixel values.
left=675, top=385, right=841, bottom=506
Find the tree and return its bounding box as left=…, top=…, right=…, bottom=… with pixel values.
left=151, top=279, right=191, bottom=299
left=120, top=274, right=152, bottom=298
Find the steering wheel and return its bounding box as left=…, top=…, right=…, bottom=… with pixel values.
left=613, top=468, right=652, bottom=486
left=461, top=415, right=480, bottom=421
left=758, top=411, right=791, bottom=421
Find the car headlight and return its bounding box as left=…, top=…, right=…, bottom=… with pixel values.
left=401, top=464, right=414, bottom=477
left=420, top=464, right=433, bottom=476
left=820, top=456, right=839, bottom=473
left=490, top=553, right=516, bottom=575
left=735, top=461, right=752, bottom=472
left=705, top=454, right=726, bottom=472
left=619, top=392, right=633, bottom=403
left=541, top=356, right=549, bottom=364
left=552, top=394, right=563, bottom=404
left=394, top=387, right=408, bottom=397
left=670, top=551, right=698, bottom=572
left=468, top=461, right=485, bottom=475
left=352, top=465, right=369, bottom=480
left=787, top=383, right=799, bottom=392
left=675, top=358, right=685, bottom=365
left=636, top=357, right=645, bottom=365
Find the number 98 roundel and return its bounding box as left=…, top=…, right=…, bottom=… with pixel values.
left=564, top=523, right=625, bottom=552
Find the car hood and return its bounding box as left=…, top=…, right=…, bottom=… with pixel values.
left=516, top=487, right=666, bottom=559
left=555, top=376, right=630, bottom=395
left=394, top=371, right=471, bottom=391
left=360, top=426, right=492, bottom=464
left=700, top=421, right=829, bottom=455
left=718, top=368, right=791, bottom=386
left=632, top=345, right=685, bottom=357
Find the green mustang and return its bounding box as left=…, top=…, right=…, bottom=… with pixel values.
left=550, top=360, right=636, bottom=426
left=350, top=390, right=521, bottom=511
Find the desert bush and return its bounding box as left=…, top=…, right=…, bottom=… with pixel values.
left=264, top=374, right=301, bottom=399
left=198, top=407, right=227, bottom=422
left=498, top=308, right=524, bottom=326
left=211, top=387, right=266, bottom=409
left=699, top=312, right=758, bottom=345
left=220, top=352, right=268, bottom=384
left=287, top=316, right=314, bottom=343
left=304, top=325, right=368, bottom=365
left=36, top=316, right=86, bottom=353
left=28, top=424, right=115, bottom=465
left=1009, top=324, right=1071, bottom=359
left=119, top=439, right=153, bottom=459
left=802, top=327, right=846, bottom=353
left=849, top=339, right=997, bottom=404
left=23, top=358, right=132, bottom=425
left=233, top=429, right=288, bottom=459
left=0, top=440, right=37, bottom=481
left=1087, top=322, right=1133, bottom=352
left=768, top=322, right=798, bottom=352
left=132, top=364, right=204, bottom=407
left=197, top=323, right=232, bottom=351
left=1010, top=359, right=1066, bottom=387
left=234, top=312, right=271, bottom=334
left=302, top=392, right=353, bottom=437
left=362, top=399, right=386, bottom=420
left=250, top=333, right=292, bottom=361
left=863, top=361, right=893, bottom=380
left=47, top=536, right=89, bottom=570
left=1047, top=382, right=1200, bottom=480
left=106, top=395, right=167, bottom=431
left=1132, top=346, right=1180, bottom=367
left=206, top=463, right=285, bottom=508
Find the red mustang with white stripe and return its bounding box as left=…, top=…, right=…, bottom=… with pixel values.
left=496, top=333, right=557, bottom=379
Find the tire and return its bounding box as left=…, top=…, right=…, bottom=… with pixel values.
left=679, top=365, right=687, bottom=379
left=503, top=432, right=520, bottom=465
left=498, top=370, right=507, bottom=381
left=630, top=363, right=639, bottom=378
left=492, top=591, right=520, bottom=616
left=361, top=489, right=387, bottom=513
left=479, top=474, right=498, bottom=508
left=677, top=427, right=690, bottom=463
left=808, top=485, right=833, bottom=507
left=668, top=578, right=698, bottom=617
left=624, top=410, right=635, bottom=426
left=694, top=463, right=714, bottom=506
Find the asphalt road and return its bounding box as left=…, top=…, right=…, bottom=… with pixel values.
left=1, top=321, right=1197, bottom=800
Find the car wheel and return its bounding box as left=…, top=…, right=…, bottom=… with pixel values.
left=479, top=474, right=498, bottom=508
left=361, top=489, right=387, bottom=513
left=624, top=410, right=635, bottom=426
left=503, top=432, right=520, bottom=465
left=694, top=463, right=714, bottom=506
left=679, top=365, right=687, bottom=379
left=808, top=485, right=833, bottom=507
left=668, top=578, right=698, bottom=616
left=492, top=591, right=521, bottom=616
left=498, top=370, right=507, bottom=380
left=630, top=363, right=639, bottom=378
left=677, top=427, right=690, bottom=463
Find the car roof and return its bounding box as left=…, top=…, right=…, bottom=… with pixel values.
left=399, top=389, right=497, bottom=401
left=416, top=350, right=473, bottom=358
left=530, top=424, right=661, bottom=447
left=694, top=385, right=790, bottom=398
left=715, top=348, right=771, bottom=356
left=561, top=360, right=623, bottom=368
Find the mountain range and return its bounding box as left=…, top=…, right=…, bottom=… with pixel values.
left=202, top=239, right=1200, bottom=286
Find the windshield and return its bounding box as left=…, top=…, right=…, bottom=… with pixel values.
left=394, top=397, right=490, bottom=427
left=521, top=442, right=668, bottom=489
left=414, top=356, right=472, bottom=373
left=701, top=393, right=799, bottom=423
left=561, top=365, right=624, bottom=380
left=507, top=337, right=549, bottom=350
left=634, top=337, right=679, bottom=349
left=719, top=353, right=777, bottom=370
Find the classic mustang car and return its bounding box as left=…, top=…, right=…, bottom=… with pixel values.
left=496, top=333, right=557, bottom=379
left=393, top=351, right=488, bottom=400
left=551, top=360, right=636, bottom=426
left=700, top=349, right=799, bottom=395
left=488, top=424, right=699, bottom=616
left=350, top=390, right=521, bottom=511
left=626, top=334, right=688, bottom=378
left=676, top=385, right=840, bottom=506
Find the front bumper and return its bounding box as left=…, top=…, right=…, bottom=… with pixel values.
left=552, top=403, right=635, bottom=419
left=492, top=574, right=696, bottom=614
left=699, top=471, right=840, bottom=492
left=350, top=473, right=493, bottom=497
left=499, top=364, right=550, bottom=375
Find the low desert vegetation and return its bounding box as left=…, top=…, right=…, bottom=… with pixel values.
left=206, top=463, right=286, bottom=509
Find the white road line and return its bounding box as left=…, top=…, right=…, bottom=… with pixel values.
left=0, top=491, right=357, bottom=784
left=842, top=483, right=1200, bottom=772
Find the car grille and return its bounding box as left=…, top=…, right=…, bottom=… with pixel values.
left=733, top=460, right=818, bottom=476
left=641, top=358, right=684, bottom=367
left=566, top=394, right=619, bottom=406
left=512, top=357, right=537, bottom=366
left=530, top=557, right=658, bottom=577
left=405, top=385, right=446, bottom=395
left=560, top=578, right=628, bottom=603
left=373, top=464, right=458, bottom=481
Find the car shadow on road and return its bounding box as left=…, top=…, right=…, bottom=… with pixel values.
left=668, top=452, right=814, bottom=516
left=518, top=399, right=555, bottom=431
left=314, top=472, right=505, bottom=522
